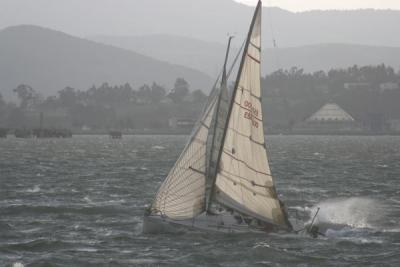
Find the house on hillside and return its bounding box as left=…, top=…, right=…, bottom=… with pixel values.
left=306, top=103, right=355, bottom=122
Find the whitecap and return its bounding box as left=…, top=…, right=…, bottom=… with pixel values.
left=377, top=164, right=388, bottom=168
left=75, top=247, right=98, bottom=252
left=26, top=185, right=40, bottom=193
left=13, top=263, right=25, bottom=267
left=83, top=196, right=94, bottom=204
left=151, top=145, right=165, bottom=150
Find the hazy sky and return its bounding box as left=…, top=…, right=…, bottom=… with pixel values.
left=236, top=0, right=400, bottom=11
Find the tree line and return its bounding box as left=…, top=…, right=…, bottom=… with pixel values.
left=262, top=64, right=400, bottom=131
left=1, top=64, right=400, bottom=132
left=0, top=78, right=207, bottom=130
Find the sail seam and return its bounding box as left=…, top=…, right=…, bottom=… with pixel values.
left=227, top=126, right=265, bottom=146
left=221, top=149, right=271, bottom=176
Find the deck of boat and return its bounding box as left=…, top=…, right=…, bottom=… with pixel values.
left=143, top=213, right=273, bottom=234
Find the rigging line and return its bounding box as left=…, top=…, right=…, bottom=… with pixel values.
left=265, top=0, right=280, bottom=69
left=227, top=39, right=246, bottom=79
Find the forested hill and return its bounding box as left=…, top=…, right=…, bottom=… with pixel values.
left=0, top=25, right=212, bottom=99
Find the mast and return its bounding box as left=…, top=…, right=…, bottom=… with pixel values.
left=205, top=36, right=234, bottom=212
left=206, top=0, right=263, bottom=214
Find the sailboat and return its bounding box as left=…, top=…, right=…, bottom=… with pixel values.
left=143, top=0, right=292, bottom=234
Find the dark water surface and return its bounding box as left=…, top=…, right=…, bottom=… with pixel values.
left=1, top=135, right=399, bottom=266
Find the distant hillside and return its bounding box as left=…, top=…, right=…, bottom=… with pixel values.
left=91, top=35, right=400, bottom=76
left=1, top=0, right=400, bottom=47
left=265, top=44, right=400, bottom=73
left=0, top=25, right=212, bottom=99
left=91, top=34, right=230, bottom=77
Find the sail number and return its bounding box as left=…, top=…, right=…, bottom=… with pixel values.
left=243, top=100, right=259, bottom=128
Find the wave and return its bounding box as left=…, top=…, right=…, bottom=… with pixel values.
left=151, top=145, right=165, bottom=150
left=306, top=197, right=386, bottom=232
left=26, top=185, right=40, bottom=193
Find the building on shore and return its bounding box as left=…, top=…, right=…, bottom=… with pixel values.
left=293, top=103, right=363, bottom=134
left=168, top=117, right=196, bottom=130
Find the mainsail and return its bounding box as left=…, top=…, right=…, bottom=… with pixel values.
left=212, top=1, right=290, bottom=228
left=151, top=88, right=219, bottom=220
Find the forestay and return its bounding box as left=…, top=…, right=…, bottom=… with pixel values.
left=151, top=89, right=219, bottom=220
left=213, top=1, right=289, bottom=228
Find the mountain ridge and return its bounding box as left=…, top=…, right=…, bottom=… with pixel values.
left=0, top=25, right=212, bottom=100
left=1, top=0, right=400, bottom=47
left=91, top=34, right=400, bottom=76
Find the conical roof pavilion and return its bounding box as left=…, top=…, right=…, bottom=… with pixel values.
left=307, top=103, right=354, bottom=122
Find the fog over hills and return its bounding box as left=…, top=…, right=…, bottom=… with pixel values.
left=0, top=25, right=212, bottom=99
left=92, top=34, right=400, bottom=76
left=1, top=0, right=400, bottom=47
left=1, top=0, right=400, bottom=99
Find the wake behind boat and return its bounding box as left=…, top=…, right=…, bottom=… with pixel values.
left=143, top=0, right=292, bottom=234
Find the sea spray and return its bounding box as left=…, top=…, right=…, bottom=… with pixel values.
left=308, top=197, right=384, bottom=229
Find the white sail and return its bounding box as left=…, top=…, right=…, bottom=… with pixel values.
left=213, top=1, right=289, bottom=227
left=151, top=90, right=219, bottom=220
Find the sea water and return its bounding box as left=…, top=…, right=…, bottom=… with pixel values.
left=0, top=135, right=399, bottom=266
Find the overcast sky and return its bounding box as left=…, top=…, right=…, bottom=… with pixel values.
left=236, top=0, right=400, bottom=11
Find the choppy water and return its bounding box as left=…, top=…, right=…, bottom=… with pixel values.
left=1, top=135, right=399, bottom=267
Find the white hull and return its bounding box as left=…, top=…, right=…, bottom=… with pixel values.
left=143, top=213, right=274, bottom=234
